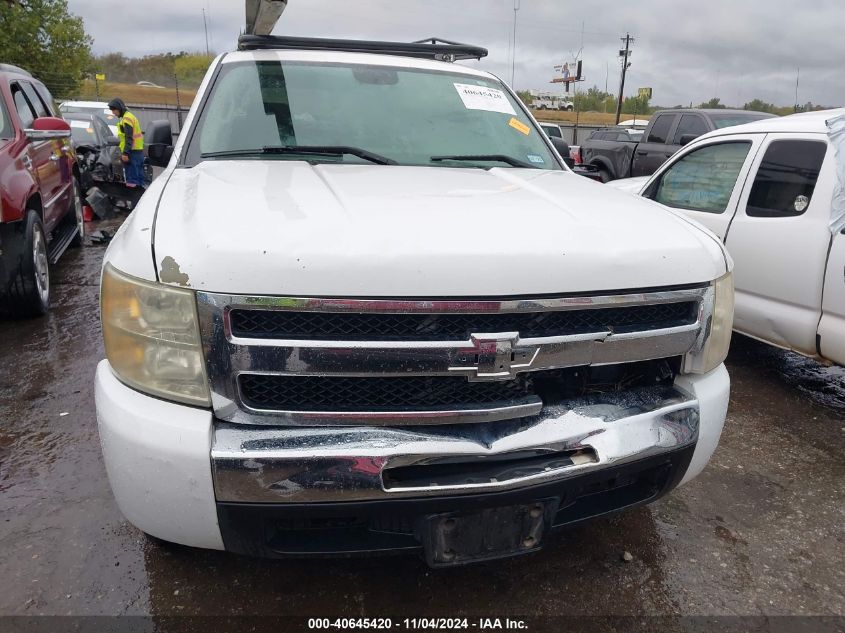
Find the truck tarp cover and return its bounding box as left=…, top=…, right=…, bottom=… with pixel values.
left=827, top=112, right=845, bottom=234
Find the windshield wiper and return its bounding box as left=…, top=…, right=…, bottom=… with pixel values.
left=430, top=154, right=538, bottom=169
left=201, top=145, right=396, bottom=165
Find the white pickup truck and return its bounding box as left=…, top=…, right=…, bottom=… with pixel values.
left=609, top=110, right=845, bottom=365
left=95, top=35, right=733, bottom=566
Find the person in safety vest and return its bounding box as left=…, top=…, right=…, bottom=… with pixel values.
left=108, top=98, right=145, bottom=189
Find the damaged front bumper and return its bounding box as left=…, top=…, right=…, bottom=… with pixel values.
left=211, top=366, right=729, bottom=560
left=95, top=360, right=728, bottom=561
left=212, top=384, right=700, bottom=504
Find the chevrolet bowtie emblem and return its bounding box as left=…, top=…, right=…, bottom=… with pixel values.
left=449, top=332, right=540, bottom=381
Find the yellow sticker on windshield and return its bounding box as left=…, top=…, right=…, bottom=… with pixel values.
left=509, top=118, right=530, bottom=135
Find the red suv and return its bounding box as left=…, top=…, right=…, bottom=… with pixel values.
left=0, top=64, right=83, bottom=316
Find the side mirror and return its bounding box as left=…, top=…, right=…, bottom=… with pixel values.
left=147, top=143, right=173, bottom=167
left=105, top=135, right=120, bottom=147
left=26, top=117, right=71, bottom=141
left=145, top=119, right=174, bottom=167
left=550, top=137, right=575, bottom=168
left=679, top=133, right=699, bottom=146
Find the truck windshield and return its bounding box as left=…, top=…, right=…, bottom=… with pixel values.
left=183, top=60, right=560, bottom=170
left=710, top=112, right=775, bottom=128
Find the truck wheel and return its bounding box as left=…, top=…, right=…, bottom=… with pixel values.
left=70, top=177, right=85, bottom=247
left=6, top=211, right=50, bottom=316
left=598, top=168, right=611, bottom=183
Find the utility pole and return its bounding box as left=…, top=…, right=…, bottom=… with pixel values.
left=174, top=72, right=183, bottom=130
left=203, top=8, right=210, bottom=57
left=615, top=33, right=633, bottom=125
left=511, top=0, right=520, bottom=87
left=794, top=67, right=800, bottom=112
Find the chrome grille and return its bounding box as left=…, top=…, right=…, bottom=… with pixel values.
left=196, top=288, right=712, bottom=426
left=229, top=302, right=698, bottom=341
left=240, top=374, right=530, bottom=411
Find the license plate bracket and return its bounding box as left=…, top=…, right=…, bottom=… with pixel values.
left=423, top=501, right=551, bottom=567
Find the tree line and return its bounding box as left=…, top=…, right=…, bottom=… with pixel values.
left=518, top=86, right=830, bottom=117
left=90, top=52, right=214, bottom=91
left=0, top=0, right=213, bottom=97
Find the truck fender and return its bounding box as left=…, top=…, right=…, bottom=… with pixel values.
left=2, top=152, right=40, bottom=224
left=589, top=156, right=615, bottom=180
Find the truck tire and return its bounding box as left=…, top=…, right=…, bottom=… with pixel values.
left=597, top=167, right=611, bottom=183
left=69, top=177, right=85, bottom=247
left=6, top=210, right=50, bottom=317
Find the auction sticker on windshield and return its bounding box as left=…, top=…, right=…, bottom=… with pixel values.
left=454, top=83, right=516, bottom=116
left=508, top=117, right=531, bottom=135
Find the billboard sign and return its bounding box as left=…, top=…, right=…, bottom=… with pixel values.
left=551, top=60, right=583, bottom=91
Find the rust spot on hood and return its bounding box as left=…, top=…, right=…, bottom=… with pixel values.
left=159, top=256, right=190, bottom=287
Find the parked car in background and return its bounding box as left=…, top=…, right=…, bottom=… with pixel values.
left=538, top=127, right=602, bottom=182
left=136, top=81, right=165, bottom=89
left=616, top=118, right=649, bottom=130
left=0, top=64, right=83, bottom=316
left=59, top=100, right=119, bottom=136
left=582, top=108, right=775, bottom=182
left=539, top=122, right=563, bottom=139
left=608, top=109, right=845, bottom=366
left=64, top=112, right=124, bottom=191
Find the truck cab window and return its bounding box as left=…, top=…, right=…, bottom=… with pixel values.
left=12, top=86, right=35, bottom=129
left=0, top=98, right=11, bottom=139
left=648, top=142, right=751, bottom=213
left=746, top=140, right=828, bottom=218
left=20, top=82, right=48, bottom=119
left=647, top=115, right=674, bottom=144
left=672, top=115, right=708, bottom=145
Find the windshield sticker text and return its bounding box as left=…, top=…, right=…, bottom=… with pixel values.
left=454, top=83, right=517, bottom=116
left=508, top=118, right=531, bottom=135
left=526, top=154, right=545, bottom=164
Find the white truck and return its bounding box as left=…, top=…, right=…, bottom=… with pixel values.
left=95, top=34, right=733, bottom=566
left=531, top=91, right=574, bottom=111
left=609, top=110, right=845, bottom=366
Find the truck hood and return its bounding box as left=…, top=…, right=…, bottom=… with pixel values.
left=605, top=176, right=651, bottom=195
left=151, top=161, right=727, bottom=296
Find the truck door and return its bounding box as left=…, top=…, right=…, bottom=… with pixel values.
left=723, top=133, right=833, bottom=356
left=818, top=226, right=845, bottom=364
left=11, top=83, right=64, bottom=233
left=630, top=113, right=677, bottom=177
left=20, top=81, right=72, bottom=232
left=642, top=134, right=763, bottom=239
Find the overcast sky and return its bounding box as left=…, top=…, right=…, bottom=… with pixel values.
left=67, top=0, right=844, bottom=108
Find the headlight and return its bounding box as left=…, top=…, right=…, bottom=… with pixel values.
left=684, top=271, right=735, bottom=374
left=101, top=264, right=210, bottom=406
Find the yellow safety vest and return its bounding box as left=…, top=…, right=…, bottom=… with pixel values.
left=118, top=110, right=144, bottom=152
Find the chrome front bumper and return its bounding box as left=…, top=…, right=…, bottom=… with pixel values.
left=211, top=383, right=700, bottom=504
